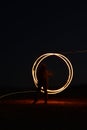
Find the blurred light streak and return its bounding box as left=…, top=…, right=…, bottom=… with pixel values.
left=61, top=49, right=87, bottom=55
left=32, top=53, right=73, bottom=94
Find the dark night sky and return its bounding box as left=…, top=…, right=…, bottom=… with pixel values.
left=0, top=2, right=87, bottom=90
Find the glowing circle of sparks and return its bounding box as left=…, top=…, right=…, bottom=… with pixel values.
left=32, top=53, right=73, bottom=94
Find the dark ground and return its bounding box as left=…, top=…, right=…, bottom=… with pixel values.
left=0, top=85, right=87, bottom=130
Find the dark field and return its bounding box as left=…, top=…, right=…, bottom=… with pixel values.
left=0, top=85, right=87, bottom=129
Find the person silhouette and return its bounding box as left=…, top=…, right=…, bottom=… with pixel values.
left=33, top=63, right=53, bottom=104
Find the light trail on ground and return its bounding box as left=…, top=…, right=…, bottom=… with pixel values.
left=0, top=90, right=37, bottom=99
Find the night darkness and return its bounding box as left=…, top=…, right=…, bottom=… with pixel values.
left=1, top=2, right=87, bottom=129
left=0, top=2, right=87, bottom=90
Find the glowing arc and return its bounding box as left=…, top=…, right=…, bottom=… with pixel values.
left=32, top=53, right=73, bottom=94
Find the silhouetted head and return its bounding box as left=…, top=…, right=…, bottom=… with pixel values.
left=39, top=63, right=47, bottom=71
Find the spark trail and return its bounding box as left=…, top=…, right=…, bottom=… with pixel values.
left=0, top=49, right=87, bottom=100
left=61, top=49, right=87, bottom=55
left=0, top=90, right=37, bottom=99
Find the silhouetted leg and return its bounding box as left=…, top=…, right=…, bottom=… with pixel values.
left=32, top=88, right=41, bottom=104
left=33, top=92, right=38, bottom=104
left=44, top=90, right=47, bottom=104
